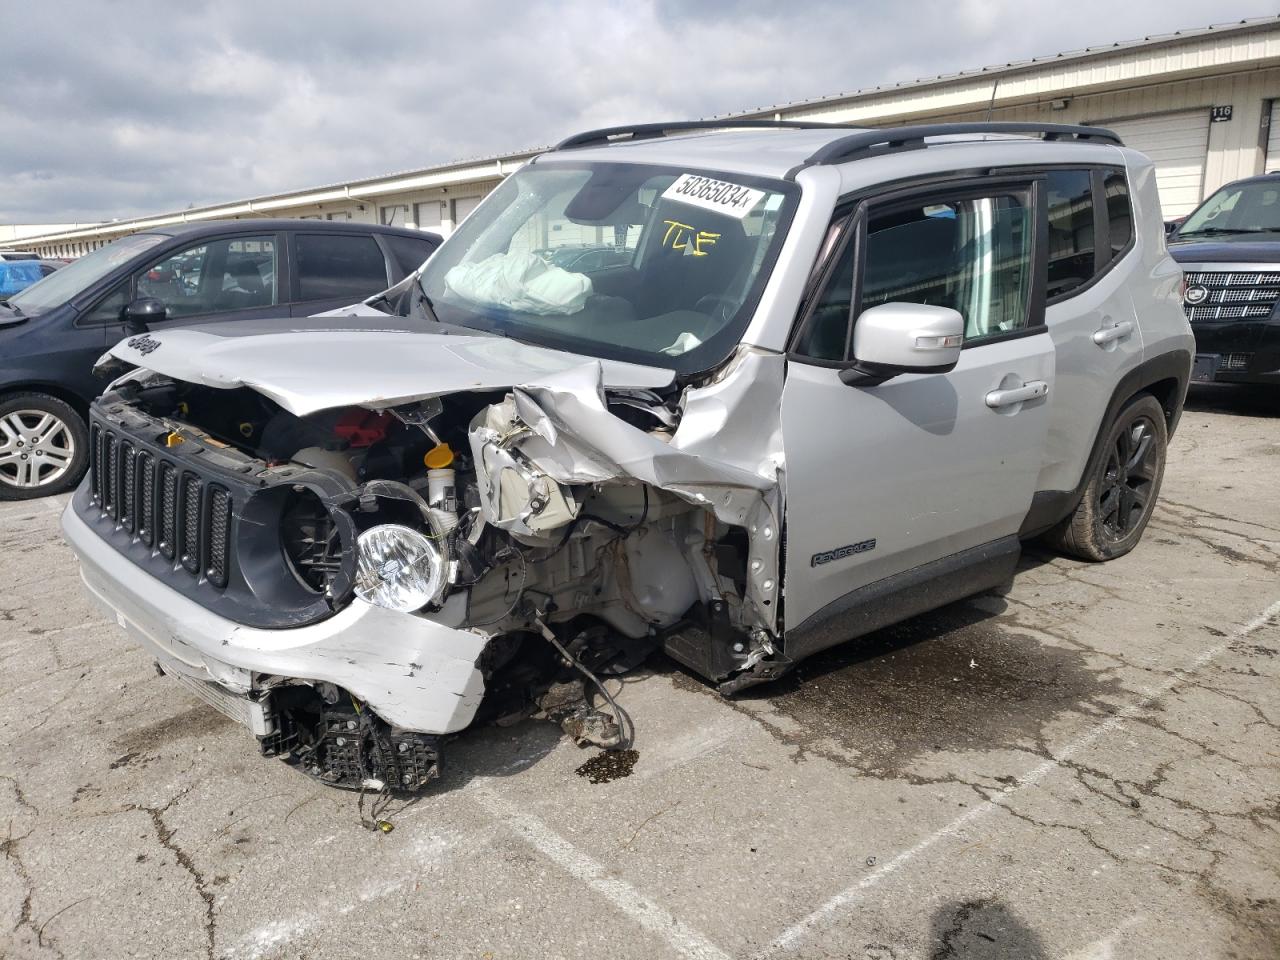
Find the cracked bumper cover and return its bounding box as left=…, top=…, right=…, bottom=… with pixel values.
left=61, top=502, right=488, bottom=735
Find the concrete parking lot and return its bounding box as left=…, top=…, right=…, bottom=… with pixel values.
left=1, top=384, right=1277, bottom=960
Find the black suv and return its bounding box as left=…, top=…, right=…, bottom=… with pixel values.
left=0, top=220, right=439, bottom=499
left=1168, top=174, right=1280, bottom=388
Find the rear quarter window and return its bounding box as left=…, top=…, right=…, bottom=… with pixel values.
left=382, top=234, right=439, bottom=275
left=1104, top=171, right=1133, bottom=257
left=1045, top=170, right=1096, bottom=299
left=294, top=233, right=389, bottom=301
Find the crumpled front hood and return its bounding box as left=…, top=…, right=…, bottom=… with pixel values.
left=102, top=317, right=676, bottom=416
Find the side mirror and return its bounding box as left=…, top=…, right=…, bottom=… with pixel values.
left=839, top=302, right=964, bottom=387
left=123, top=297, right=167, bottom=335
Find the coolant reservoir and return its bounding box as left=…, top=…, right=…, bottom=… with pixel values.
left=427, top=468, right=458, bottom=533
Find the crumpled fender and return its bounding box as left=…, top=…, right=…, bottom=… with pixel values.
left=469, top=347, right=786, bottom=629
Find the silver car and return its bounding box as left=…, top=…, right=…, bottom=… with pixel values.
left=62, top=121, right=1193, bottom=791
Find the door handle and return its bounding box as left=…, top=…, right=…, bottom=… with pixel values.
left=985, top=380, right=1049, bottom=409
left=1093, top=319, right=1134, bottom=345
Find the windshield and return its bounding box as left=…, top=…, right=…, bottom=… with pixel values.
left=8, top=233, right=166, bottom=314
left=417, top=161, right=797, bottom=372
left=1178, top=180, right=1280, bottom=237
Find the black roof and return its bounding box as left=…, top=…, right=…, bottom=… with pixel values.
left=139, top=218, right=437, bottom=240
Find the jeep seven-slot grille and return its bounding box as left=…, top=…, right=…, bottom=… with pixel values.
left=1184, top=271, right=1280, bottom=322
left=88, top=425, right=232, bottom=589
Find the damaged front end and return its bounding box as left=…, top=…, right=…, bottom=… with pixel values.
left=69, top=341, right=788, bottom=792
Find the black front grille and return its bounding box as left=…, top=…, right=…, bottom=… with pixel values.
left=208, top=488, right=232, bottom=588
left=79, top=402, right=357, bottom=629
left=104, top=432, right=118, bottom=518
left=120, top=443, right=137, bottom=531
left=88, top=431, right=234, bottom=591
left=180, top=474, right=202, bottom=574
left=1184, top=271, right=1280, bottom=322
left=138, top=451, right=156, bottom=546
left=159, top=463, right=177, bottom=561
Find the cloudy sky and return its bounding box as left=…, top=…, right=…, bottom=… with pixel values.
left=2, top=1, right=1276, bottom=223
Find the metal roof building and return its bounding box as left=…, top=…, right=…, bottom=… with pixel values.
left=20, top=15, right=1280, bottom=257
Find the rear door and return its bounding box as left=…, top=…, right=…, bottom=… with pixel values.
left=781, top=177, right=1055, bottom=638
left=287, top=231, right=393, bottom=316
left=1031, top=167, right=1143, bottom=502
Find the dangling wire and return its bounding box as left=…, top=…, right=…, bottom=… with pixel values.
left=533, top=615, right=634, bottom=750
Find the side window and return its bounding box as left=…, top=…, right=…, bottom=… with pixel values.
left=1045, top=170, right=1096, bottom=299
left=79, top=282, right=130, bottom=325
left=382, top=234, right=438, bottom=275
left=861, top=193, right=1033, bottom=343
left=136, top=236, right=277, bottom=318
left=295, top=234, right=388, bottom=301
left=793, top=231, right=856, bottom=361
left=1103, top=171, right=1133, bottom=258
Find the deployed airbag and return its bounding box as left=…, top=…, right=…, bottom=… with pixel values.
left=444, top=252, right=592, bottom=316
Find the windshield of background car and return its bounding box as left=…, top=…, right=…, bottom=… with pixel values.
left=1178, top=181, right=1280, bottom=237
left=8, top=233, right=166, bottom=314
left=417, top=162, right=798, bottom=373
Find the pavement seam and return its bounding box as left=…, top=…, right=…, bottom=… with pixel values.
left=754, top=596, right=1280, bottom=958
left=477, top=788, right=732, bottom=960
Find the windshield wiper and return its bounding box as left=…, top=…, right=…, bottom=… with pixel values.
left=414, top=276, right=442, bottom=325
left=1177, top=226, right=1280, bottom=238
left=0, top=299, right=24, bottom=317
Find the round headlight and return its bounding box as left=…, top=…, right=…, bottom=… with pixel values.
left=353, top=524, right=448, bottom=612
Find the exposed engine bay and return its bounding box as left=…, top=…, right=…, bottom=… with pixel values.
left=86, top=338, right=787, bottom=793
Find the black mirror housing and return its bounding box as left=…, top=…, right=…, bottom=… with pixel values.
left=123, top=297, right=167, bottom=334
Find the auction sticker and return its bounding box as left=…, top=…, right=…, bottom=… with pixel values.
left=662, top=173, right=765, bottom=219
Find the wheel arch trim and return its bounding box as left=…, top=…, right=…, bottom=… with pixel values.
left=1019, top=348, right=1190, bottom=538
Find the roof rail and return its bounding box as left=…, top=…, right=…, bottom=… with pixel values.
left=800, top=122, right=1123, bottom=169
left=553, top=119, right=857, bottom=151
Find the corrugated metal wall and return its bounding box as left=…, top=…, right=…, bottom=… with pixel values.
left=785, top=68, right=1280, bottom=216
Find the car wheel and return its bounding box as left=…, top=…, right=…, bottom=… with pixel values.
left=1045, top=393, right=1168, bottom=562
left=0, top=393, right=90, bottom=500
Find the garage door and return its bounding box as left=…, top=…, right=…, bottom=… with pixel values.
left=1104, top=111, right=1210, bottom=218
left=453, top=196, right=483, bottom=225
left=1265, top=102, right=1280, bottom=173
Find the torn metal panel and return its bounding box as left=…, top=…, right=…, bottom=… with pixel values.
left=470, top=347, right=786, bottom=627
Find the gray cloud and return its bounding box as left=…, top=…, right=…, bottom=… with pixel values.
left=1, top=0, right=1275, bottom=222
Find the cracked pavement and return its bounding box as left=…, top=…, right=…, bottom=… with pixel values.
left=1, top=383, right=1278, bottom=960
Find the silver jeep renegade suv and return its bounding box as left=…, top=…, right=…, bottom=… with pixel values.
left=63, top=121, right=1193, bottom=791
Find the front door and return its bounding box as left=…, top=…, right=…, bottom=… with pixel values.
left=781, top=178, right=1055, bottom=638
left=100, top=233, right=286, bottom=360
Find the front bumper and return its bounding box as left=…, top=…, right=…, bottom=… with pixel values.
left=62, top=502, right=488, bottom=735
left=1190, top=319, right=1280, bottom=385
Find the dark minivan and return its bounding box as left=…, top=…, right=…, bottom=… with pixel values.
left=1167, top=174, right=1280, bottom=389
left=0, top=220, right=439, bottom=499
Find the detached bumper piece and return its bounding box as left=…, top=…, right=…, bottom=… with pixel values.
left=260, top=691, right=442, bottom=792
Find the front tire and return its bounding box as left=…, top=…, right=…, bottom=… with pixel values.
left=0, top=393, right=90, bottom=500
left=1045, top=393, right=1168, bottom=562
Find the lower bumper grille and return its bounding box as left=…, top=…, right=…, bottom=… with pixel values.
left=1221, top=352, right=1253, bottom=372
left=167, top=670, right=277, bottom=737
